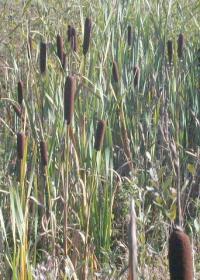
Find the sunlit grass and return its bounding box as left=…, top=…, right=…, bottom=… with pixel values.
left=0, top=0, right=199, bottom=279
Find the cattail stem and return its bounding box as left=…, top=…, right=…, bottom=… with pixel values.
left=63, top=125, right=70, bottom=256
left=128, top=200, right=137, bottom=280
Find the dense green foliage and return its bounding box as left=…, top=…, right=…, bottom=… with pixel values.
left=0, top=0, right=199, bottom=279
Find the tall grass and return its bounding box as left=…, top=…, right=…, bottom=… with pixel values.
left=0, top=0, right=199, bottom=279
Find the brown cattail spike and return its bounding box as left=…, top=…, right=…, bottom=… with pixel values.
left=94, top=120, right=106, bottom=151
left=71, top=27, right=77, bottom=52
left=67, top=25, right=72, bottom=42
left=17, top=132, right=25, bottom=160
left=57, top=34, right=64, bottom=63
left=17, top=80, right=23, bottom=105
left=167, top=40, right=173, bottom=65
left=83, top=17, right=92, bottom=56
left=177, top=33, right=184, bottom=60
left=128, top=25, right=132, bottom=46
left=112, top=61, right=119, bottom=83
left=62, top=53, right=66, bottom=70
left=133, top=65, right=140, bottom=88
left=168, top=228, right=193, bottom=280
left=40, top=42, right=47, bottom=74
left=40, top=141, right=48, bottom=167
left=64, top=76, right=76, bottom=125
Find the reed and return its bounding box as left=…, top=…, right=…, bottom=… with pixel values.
left=168, top=227, right=193, bottom=280
left=94, top=120, right=106, bottom=151
left=64, top=76, right=76, bottom=125
left=40, top=42, right=47, bottom=74
left=83, top=17, right=92, bottom=56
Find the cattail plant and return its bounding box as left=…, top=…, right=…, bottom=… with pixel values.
left=83, top=17, right=92, bottom=56
left=17, top=132, right=25, bottom=160
left=62, top=53, right=66, bottom=70
left=64, top=76, right=76, bottom=125
left=128, top=25, right=132, bottom=46
left=71, top=27, right=77, bottom=52
left=40, top=42, right=47, bottom=74
left=167, top=40, right=173, bottom=65
left=17, top=80, right=23, bottom=105
left=133, top=65, right=140, bottom=88
left=94, top=120, right=106, bottom=151
left=112, top=61, right=119, bottom=83
left=128, top=200, right=137, bottom=280
left=177, top=33, right=184, bottom=60
left=56, top=34, right=64, bottom=63
left=40, top=141, right=48, bottom=167
left=12, top=104, right=22, bottom=118
left=67, top=25, right=72, bottom=42
left=168, top=227, right=193, bottom=280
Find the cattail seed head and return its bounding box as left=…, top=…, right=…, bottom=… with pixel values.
left=40, top=141, right=48, bottom=167
left=94, top=120, right=106, bottom=151
left=112, top=61, right=119, bottom=83
left=62, top=53, right=66, bottom=70
left=67, top=25, right=72, bottom=42
left=17, top=132, right=25, bottom=160
left=133, top=65, right=140, bottom=88
left=71, top=27, right=77, bottom=52
left=17, top=80, right=23, bottom=105
left=64, top=76, right=76, bottom=125
left=167, top=40, right=173, bottom=65
left=177, top=33, right=184, bottom=60
left=83, top=17, right=92, bottom=56
left=128, top=25, right=132, bottom=46
left=40, top=42, right=47, bottom=74
left=56, top=34, right=64, bottom=63
left=168, top=228, right=193, bottom=280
